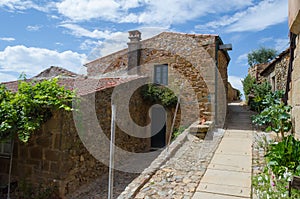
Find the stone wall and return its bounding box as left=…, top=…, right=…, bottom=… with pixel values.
left=291, top=36, right=300, bottom=138
left=227, top=82, right=240, bottom=102
left=261, top=49, right=289, bottom=92
left=0, top=79, right=153, bottom=197
left=86, top=32, right=230, bottom=127
left=248, top=63, right=268, bottom=83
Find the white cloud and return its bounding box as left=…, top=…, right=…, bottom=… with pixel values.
left=228, top=75, right=244, bottom=98
left=86, top=26, right=169, bottom=61
left=0, top=0, right=54, bottom=12
left=0, top=37, right=15, bottom=42
left=274, top=38, right=289, bottom=52
left=0, top=45, right=87, bottom=77
left=259, top=37, right=273, bottom=44
left=236, top=53, right=248, bottom=65
left=56, top=0, right=121, bottom=21
left=0, top=72, right=18, bottom=83
left=59, top=23, right=123, bottom=39
left=26, top=25, right=42, bottom=31
left=80, top=39, right=103, bottom=50
left=197, top=0, right=287, bottom=33
left=56, top=0, right=252, bottom=26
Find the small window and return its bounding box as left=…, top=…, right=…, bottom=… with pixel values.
left=0, top=140, right=12, bottom=157
left=154, top=64, right=168, bottom=85
left=271, top=76, right=276, bottom=92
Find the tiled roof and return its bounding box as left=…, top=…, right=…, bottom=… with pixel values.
left=1, top=76, right=143, bottom=96
left=33, top=66, right=78, bottom=78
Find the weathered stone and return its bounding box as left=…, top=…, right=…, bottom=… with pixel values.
left=44, top=149, right=61, bottom=161
left=30, top=146, right=43, bottom=159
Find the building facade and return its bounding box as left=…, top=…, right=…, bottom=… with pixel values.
left=289, top=0, right=300, bottom=138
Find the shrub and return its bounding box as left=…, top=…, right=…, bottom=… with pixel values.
left=242, top=74, right=256, bottom=101
left=140, top=83, right=178, bottom=107
left=0, top=77, right=76, bottom=142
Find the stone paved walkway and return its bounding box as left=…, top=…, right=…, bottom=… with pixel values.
left=132, top=129, right=224, bottom=199
left=193, top=103, right=254, bottom=198
left=69, top=103, right=254, bottom=199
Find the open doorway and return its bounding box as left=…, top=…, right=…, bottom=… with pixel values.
left=150, top=105, right=166, bottom=149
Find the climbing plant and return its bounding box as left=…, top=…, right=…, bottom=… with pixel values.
left=140, top=83, right=178, bottom=107
left=0, top=77, right=76, bottom=142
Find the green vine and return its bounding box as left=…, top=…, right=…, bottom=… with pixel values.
left=140, top=83, right=178, bottom=107
left=0, top=77, right=76, bottom=142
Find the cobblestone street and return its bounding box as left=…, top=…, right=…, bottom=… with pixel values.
left=134, top=131, right=224, bottom=199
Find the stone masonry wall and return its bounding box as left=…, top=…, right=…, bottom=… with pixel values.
left=292, top=36, right=300, bottom=138
left=86, top=32, right=230, bottom=127
left=227, top=82, right=239, bottom=102
left=0, top=79, right=152, bottom=197
left=261, top=50, right=289, bottom=91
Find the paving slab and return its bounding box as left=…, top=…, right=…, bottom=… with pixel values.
left=192, top=104, right=253, bottom=199
left=193, top=191, right=250, bottom=199
left=214, top=138, right=252, bottom=156
left=196, top=182, right=251, bottom=198
left=208, top=153, right=252, bottom=172
left=199, top=169, right=251, bottom=187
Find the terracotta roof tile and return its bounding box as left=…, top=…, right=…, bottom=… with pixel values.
left=1, top=76, right=143, bottom=96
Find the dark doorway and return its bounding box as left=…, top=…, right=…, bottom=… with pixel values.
left=151, top=106, right=166, bottom=149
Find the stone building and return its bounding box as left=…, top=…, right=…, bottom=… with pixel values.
left=260, top=48, right=290, bottom=92
left=0, top=68, right=153, bottom=197
left=0, top=31, right=231, bottom=197
left=288, top=0, right=300, bottom=138
left=86, top=31, right=231, bottom=127
left=248, top=62, right=269, bottom=83
left=227, top=82, right=240, bottom=102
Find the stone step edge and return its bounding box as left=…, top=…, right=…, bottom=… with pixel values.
left=117, top=120, right=201, bottom=199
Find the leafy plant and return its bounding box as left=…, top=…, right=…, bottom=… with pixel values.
left=248, top=47, right=277, bottom=67
left=141, top=83, right=178, bottom=107
left=252, top=103, right=291, bottom=139
left=253, top=165, right=300, bottom=198
left=0, top=77, right=76, bottom=142
left=242, top=74, right=256, bottom=101
left=265, top=135, right=300, bottom=177
left=249, top=81, right=272, bottom=112
left=171, top=126, right=186, bottom=140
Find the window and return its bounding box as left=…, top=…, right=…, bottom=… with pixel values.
left=0, top=140, right=12, bottom=157
left=154, top=64, right=168, bottom=85
left=271, top=76, right=276, bottom=92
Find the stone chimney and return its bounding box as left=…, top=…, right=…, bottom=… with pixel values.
left=127, top=30, right=141, bottom=75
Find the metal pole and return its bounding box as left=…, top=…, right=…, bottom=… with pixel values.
left=7, top=139, right=14, bottom=199
left=215, top=39, right=219, bottom=127
left=167, top=83, right=184, bottom=151
left=108, top=104, right=116, bottom=199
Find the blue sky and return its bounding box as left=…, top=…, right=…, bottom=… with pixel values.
left=0, top=0, right=289, bottom=96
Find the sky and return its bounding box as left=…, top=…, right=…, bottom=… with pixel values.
left=0, top=0, right=289, bottom=97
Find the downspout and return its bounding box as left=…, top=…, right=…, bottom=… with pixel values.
left=284, top=32, right=297, bottom=105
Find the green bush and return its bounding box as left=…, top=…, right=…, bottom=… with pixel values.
left=249, top=81, right=272, bottom=112
left=141, top=83, right=178, bottom=107
left=253, top=136, right=300, bottom=198
left=242, top=74, right=256, bottom=101
left=0, top=77, right=76, bottom=142
left=252, top=91, right=291, bottom=138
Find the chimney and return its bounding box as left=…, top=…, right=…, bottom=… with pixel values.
left=127, top=30, right=141, bottom=75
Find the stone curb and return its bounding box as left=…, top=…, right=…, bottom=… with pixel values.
left=117, top=121, right=202, bottom=199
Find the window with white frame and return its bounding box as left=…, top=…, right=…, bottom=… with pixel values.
left=154, top=64, right=168, bottom=85
left=0, top=139, right=12, bottom=157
